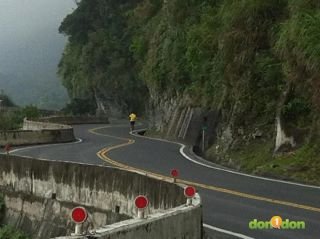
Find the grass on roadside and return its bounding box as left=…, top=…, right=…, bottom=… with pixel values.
left=206, top=140, right=320, bottom=185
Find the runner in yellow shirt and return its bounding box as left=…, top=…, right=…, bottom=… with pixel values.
left=129, top=112, right=137, bottom=132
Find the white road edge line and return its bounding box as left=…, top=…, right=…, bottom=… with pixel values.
left=9, top=138, right=83, bottom=153
left=203, top=224, right=255, bottom=239
left=179, top=145, right=320, bottom=189
left=132, top=128, right=320, bottom=189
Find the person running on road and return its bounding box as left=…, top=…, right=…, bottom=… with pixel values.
left=129, top=112, right=137, bottom=132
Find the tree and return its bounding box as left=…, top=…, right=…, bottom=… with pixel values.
left=0, top=91, right=15, bottom=107
left=63, top=98, right=97, bottom=115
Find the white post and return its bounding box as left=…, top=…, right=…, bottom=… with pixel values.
left=137, top=209, right=145, bottom=219
left=186, top=198, right=192, bottom=206
left=73, top=224, right=82, bottom=236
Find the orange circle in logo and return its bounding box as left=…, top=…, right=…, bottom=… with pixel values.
left=270, top=216, right=283, bottom=229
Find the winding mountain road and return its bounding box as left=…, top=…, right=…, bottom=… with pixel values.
left=12, top=123, right=320, bottom=239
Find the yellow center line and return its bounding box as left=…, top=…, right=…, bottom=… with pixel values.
left=90, top=126, right=320, bottom=213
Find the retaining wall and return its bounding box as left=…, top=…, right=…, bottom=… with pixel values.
left=0, top=119, right=75, bottom=147
left=0, top=129, right=75, bottom=147
left=23, top=118, right=72, bottom=130
left=0, top=155, right=201, bottom=238
left=149, top=96, right=218, bottom=150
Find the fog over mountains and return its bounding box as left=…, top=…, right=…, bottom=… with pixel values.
left=0, top=0, right=75, bottom=109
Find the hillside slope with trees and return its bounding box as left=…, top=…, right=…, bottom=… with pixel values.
left=58, top=0, right=320, bottom=184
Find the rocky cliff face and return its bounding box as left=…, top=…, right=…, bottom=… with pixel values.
left=147, top=93, right=218, bottom=150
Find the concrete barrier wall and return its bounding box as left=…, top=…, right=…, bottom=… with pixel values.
left=0, top=128, right=75, bottom=146
left=0, top=155, right=185, bottom=216
left=56, top=196, right=202, bottom=239
left=23, top=118, right=72, bottom=130
left=103, top=203, right=202, bottom=239
left=0, top=155, right=199, bottom=238
left=0, top=119, right=75, bottom=146
left=2, top=191, right=130, bottom=238
left=40, top=116, right=109, bottom=125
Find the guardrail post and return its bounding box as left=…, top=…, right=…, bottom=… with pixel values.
left=74, top=224, right=82, bottom=235
left=70, top=207, right=87, bottom=236
left=171, top=169, right=179, bottom=183
left=135, top=195, right=148, bottom=219
left=184, top=186, right=196, bottom=206
left=137, top=208, right=145, bottom=219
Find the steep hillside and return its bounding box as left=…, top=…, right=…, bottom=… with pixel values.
left=58, top=0, right=148, bottom=116
left=59, top=0, right=320, bottom=184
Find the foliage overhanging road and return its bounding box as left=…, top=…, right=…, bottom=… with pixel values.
left=13, top=124, right=320, bottom=239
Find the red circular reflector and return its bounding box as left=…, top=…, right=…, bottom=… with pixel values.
left=184, top=186, right=196, bottom=198
left=135, top=195, right=149, bottom=209
left=71, top=207, right=87, bottom=224
left=171, top=169, right=179, bottom=178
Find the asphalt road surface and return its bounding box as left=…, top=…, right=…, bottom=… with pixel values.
left=12, top=123, right=320, bottom=239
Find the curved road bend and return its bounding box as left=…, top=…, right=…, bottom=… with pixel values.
left=13, top=123, right=320, bottom=239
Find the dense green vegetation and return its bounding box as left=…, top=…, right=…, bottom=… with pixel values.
left=58, top=0, right=148, bottom=114
left=62, top=98, right=97, bottom=115
left=59, top=0, right=320, bottom=183
left=0, top=226, right=30, bottom=239
left=58, top=0, right=320, bottom=122
left=0, top=93, right=40, bottom=130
